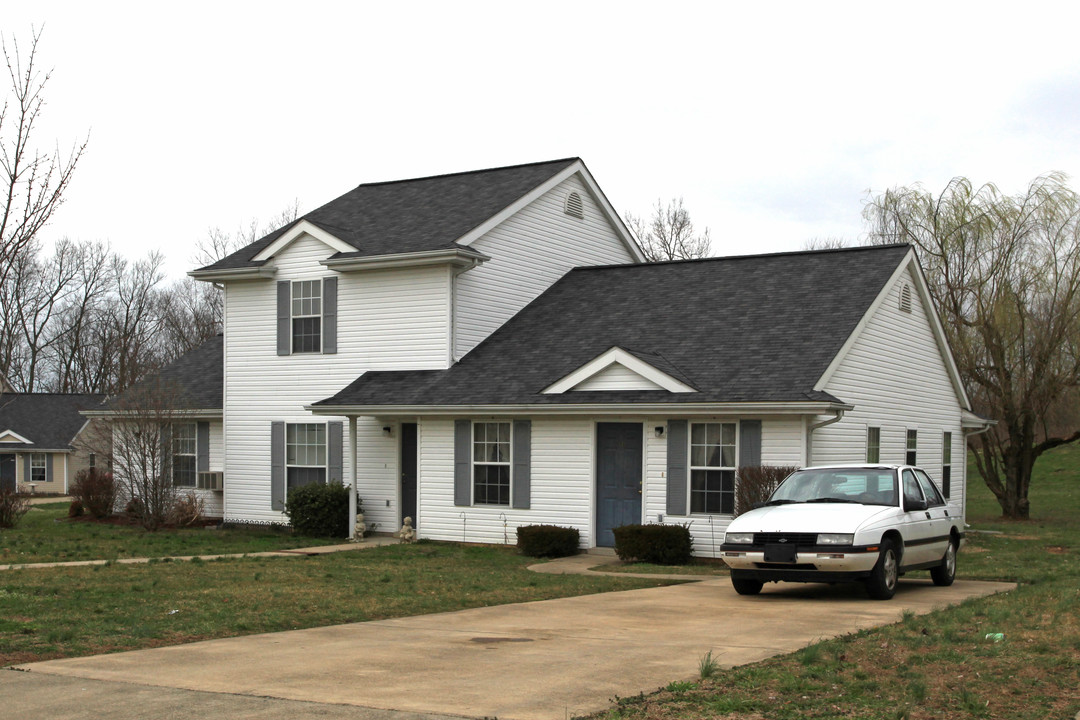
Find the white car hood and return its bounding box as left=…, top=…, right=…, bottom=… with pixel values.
left=727, top=503, right=894, bottom=535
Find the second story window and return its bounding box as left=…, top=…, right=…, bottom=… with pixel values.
left=292, top=280, right=322, bottom=353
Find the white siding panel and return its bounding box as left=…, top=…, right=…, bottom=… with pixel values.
left=454, top=175, right=636, bottom=358
left=199, top=419, right=224, bottom=517
left=761, top=417, right=805, bottom=467
left=223, top=233, right=450, bottom=523
left=355, top=418, right=399, bottom=533
left=572, top=363, right=666, bottom=391
left=816, top=267, right=967, bottom=518
left=418, top=418, right=595, bottom=547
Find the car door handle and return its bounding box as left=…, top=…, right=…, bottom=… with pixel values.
left=925, top=512, right=932, bottom=519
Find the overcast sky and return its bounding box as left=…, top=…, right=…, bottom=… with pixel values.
left=7, top=1, right=1080, bottom=279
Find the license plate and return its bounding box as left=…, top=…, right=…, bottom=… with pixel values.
left=764, top=543, right=798, bottom=563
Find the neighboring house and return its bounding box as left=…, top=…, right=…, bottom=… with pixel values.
left=136, top=156, right=987, bottom=555
left=0, top=393, right=107, bottom=494
left=82, top=335, right=225, bottom=516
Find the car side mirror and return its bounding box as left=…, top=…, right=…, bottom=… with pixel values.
left=751, top=501, right=766, bottom=511
left=907, top=498, right=927, bottom=512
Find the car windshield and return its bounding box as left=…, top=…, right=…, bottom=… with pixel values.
left=768, top=468, right=898, bottom=506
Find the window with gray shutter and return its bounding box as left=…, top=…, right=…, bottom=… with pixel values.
left=453, top=419, right=471, bottom=506
left=511, top=420, right=531, bottom=509
left=271, top=422, right=285, bottom=510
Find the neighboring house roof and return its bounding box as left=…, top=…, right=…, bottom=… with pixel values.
left=313, top=244, right=915, bottom=411
left=194, top=158, right=581, bottom=273
left=98, top=335, right=224, bottom=414
left=0, top=393, right=107, bottom=450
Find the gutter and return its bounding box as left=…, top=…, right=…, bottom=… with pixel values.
left=805, top=409, right=846, bottom=466
left=306, top=401, right=855, bottom=417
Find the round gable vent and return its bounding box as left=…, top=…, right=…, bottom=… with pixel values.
left=564, top=191, right=584, bottom=219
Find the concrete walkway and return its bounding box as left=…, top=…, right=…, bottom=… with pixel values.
left=11, top=573, right=1015, bottom=720
left=0, top=537, right=399, bottom=571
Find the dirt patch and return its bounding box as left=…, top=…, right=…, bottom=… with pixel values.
left=1045, top=545, right=1070, bottom=554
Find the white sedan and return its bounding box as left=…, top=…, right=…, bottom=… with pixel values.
left=720, top=465, right=962, bottom=600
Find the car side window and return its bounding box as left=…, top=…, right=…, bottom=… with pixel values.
left=902, top=469, right=924, bottom=510
left=914, top=469, right=946, bottom=507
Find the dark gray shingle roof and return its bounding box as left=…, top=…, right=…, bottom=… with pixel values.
left=106, top=335, right=223, bottom=412
left=314, top=244, right=913, bottom=409
left=197, top=158, right=579, bottom=272
left=0, top=393, right=106, bottom=449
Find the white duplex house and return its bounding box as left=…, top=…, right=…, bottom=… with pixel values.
left=146, top=158, right=986, bottom=554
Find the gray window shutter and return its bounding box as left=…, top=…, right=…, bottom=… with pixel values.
left=454, top=419, right=471, bottom=506
left=666, top=420, right=688, bottom=516
left=45, top=454, right=53, bottom=482
left=271, top=422, right=285, bottom=510
left=197, top=422, right=210, bottom=473
left=739, top=420, right=762, bottom=467
left=277, top=281, right=291, bottom=356
left=23, top=454, right=30, bottom=483
left=328, top=421, right=343, bottom=484
left=322, top=277, right=337, bottom=354
left=512, top=420, right=531, bottom=509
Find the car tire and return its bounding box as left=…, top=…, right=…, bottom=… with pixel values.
left=866, top=539, right=899, bottom=600
left=731, top=574, right=764, bottom=596
left=930, top=538, right=957, bottom=587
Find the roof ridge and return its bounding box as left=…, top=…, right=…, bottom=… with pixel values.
left=342, top=157, right=580, bottom=190
left=569, top=243, right=912, bottom=273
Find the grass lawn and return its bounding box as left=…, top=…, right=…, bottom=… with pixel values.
left=0, top=542, right=670, bottom=667
left=0, top=502, right=343, bottom=564
left=587, top=444, right=1080, bottom=720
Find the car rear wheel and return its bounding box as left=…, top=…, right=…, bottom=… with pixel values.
left=866, top=539, right=899, bottom=600
left=731, top=574, right=764, bottom=596
left=930, top=538, right=957, bottom=586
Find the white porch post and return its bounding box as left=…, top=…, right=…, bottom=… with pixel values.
left=348, top=415, right=357, bottom=540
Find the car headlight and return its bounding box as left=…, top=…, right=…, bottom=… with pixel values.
left=725, top=532, right=754, bottom=544
left=817, top=533, right=854, bottom=545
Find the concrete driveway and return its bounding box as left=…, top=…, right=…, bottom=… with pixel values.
left=9, top=576, right=1012, bottom=720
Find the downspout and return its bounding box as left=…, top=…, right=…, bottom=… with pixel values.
left=805, top=410, right=845, bottom=467
left=348, top=416, right=357, bottom=540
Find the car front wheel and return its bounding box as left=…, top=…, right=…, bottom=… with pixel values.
left=731, top=573, right=764, bottom=596
left=930, top=539, right=957, bottom=587
left=866, top=539, right=899, bottom=600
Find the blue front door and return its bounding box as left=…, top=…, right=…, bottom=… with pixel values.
left=596, top=423, right=643, bottom=547
left=0, top=455, right=14, bottom=493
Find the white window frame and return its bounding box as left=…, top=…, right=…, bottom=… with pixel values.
left=866, top=426, right=881, bottom=464
left=689, top=421, right=738, bottom=515
left=291, top=279, right=322, bottom=354
left=286, top=423, right=327, bottom=489
left=942, top=431, right=952, bottom=498
left=472, top=420, right=512, bottom=506
left=172, top=422, right=197, bottom=488
left=30, top=452, right=47, bottom=483
left=906, top=428, right=918, bottom=466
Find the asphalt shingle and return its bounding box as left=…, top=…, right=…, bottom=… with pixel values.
left=0, top=393, right=107, bottom=449
left=314, top=244, right=913, bottom=408
left=196, top=158, right=579, bottom=272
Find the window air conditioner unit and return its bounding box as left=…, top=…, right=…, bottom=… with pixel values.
left=197, top=471, right=223, bottom=491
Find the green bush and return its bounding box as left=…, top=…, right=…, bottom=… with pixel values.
left=516, top=524, right=580, bottom=557
left=613, top=523, right=693, bottom=564
left=284, top=481, right=358, bottom=538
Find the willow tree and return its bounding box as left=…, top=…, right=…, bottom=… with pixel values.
left=866, top=174, right=1080, bottom=518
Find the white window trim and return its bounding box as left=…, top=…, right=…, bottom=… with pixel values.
left=172, top=422, right=198, bottom=488
left=291, top=279, right=323, bottom=354
left=543, top=347, right=696, bottom=394
left=688, top=421, right=738, bottom=516
left=30, top=452, right=48, bottom=483
left=286, top=422, right=327, bottom=484
left=471, top=420, right=513, bottom=506
left=252, top=220, right=354, bottom=261
left=906, top=428, right=919, bottom=466
left=866, top=425, right=881, bottom=464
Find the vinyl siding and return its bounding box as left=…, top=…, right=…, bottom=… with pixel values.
left=417, top=415, right=804, bottom=556
left=223, top=232, right=451, bottom=523
left=453, top=175, right=636, bottom=358
left=418, top=417, right=595, bottom=547
left=815, top=266, right=967, bottom=518
left=571, top=363, right=666, bottom=391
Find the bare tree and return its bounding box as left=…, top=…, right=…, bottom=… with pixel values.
left=90, top=377, right=189, bottom=530
left=865, top=173, right=1080, bottom=519
left=803, top=236, right=853, bottom=250
left=192, top=200, right=300, bottom=269
left=624, top=197, right=712, bottom=262
left=0, top=29, right=87, bottom=289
